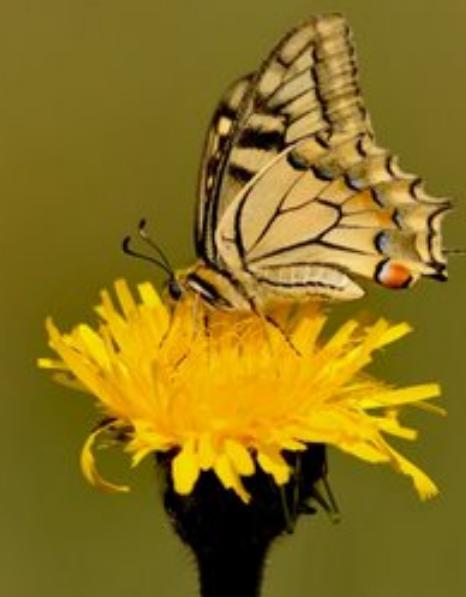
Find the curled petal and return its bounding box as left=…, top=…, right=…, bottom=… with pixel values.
left=80, top=425, right=130, bottom=494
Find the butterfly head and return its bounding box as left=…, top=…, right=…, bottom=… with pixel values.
left=167, top=276, right=184, bottom=301
left=122, top=221, right=243, bottom=308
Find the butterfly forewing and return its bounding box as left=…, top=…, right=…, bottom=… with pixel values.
left=196, top=75, right=252, bottom=261
left=197, top=14, right=371, bottom=265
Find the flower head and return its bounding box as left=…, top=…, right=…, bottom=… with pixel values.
left=39, top=279, right=444, bottom=502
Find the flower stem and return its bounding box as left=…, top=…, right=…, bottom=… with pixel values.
left=196, top=543, right=266, bottom=597
left=158, top=445, right=327, bottom=597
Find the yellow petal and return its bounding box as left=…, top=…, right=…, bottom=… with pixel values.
left=257, top=449, right=290, bottom=485
left=77, top=325, right=110, bottom=369
left=373, top=416, right=418, bottom=440
left=138, top=282, right=164, bottom=309
left=129, top=447, right=153, bottom=467
left=172, top=441, right=200, bottom=495
left=80, top=428, right=130, bottom=494
left=412, top=401, right=447, bottom=417
left=291, top=312, right=326, bottom=354
left=198, top=435, right=216, bottom=471
left=214, top=454, right=250, bottom=503
left=386, top=445, right=439, bottom=500
left=361, top=383, right=441, bottom=409
left=276, top=438, right=307, bottom=451
left=51, top=372, right=89, bottom=393
left=224, top=440, right=255, bottom=476
left=339, top=440, right=389, bottom=463
left=115, top=279, right=137, bottom=317
left=37, top=357, right=67, bottom=370
left=324, top=320, right=359, bottom=352
left=375, top=322, right=412, bottom=348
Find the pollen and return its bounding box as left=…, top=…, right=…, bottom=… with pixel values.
left=38, top=279, right=444, bottom=502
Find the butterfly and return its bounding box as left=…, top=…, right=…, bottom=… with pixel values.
left=125, top=13, right=450, bottom=311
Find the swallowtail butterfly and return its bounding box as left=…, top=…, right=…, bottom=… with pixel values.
left=127, top=13, right=450, bottom=311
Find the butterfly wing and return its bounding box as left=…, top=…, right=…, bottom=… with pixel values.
left=197, top=13, right=449, bottom=300
left=196, top=14, right=370, bottom=265
left=216, top=133, right=450, bottom=300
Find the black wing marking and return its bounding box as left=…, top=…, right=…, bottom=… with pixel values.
left=196, top=75, right=252, bottom=260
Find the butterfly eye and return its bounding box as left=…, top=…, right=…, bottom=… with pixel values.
left=375, top=260, right=413, bottom=289
left=168, top=279, right=183, bottom=301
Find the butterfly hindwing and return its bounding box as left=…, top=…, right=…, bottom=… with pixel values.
left=216, top=134, right=449, bottom=300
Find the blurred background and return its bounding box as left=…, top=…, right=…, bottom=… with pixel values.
left=1, top=0, right=465, bottom=595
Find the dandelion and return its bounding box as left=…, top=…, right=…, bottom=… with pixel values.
left=39, top=279, right=444, bottom=596
left=39, top=278, right=443, bottom=499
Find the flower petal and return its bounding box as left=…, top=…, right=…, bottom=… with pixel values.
left=257, top=448, right=290, bottom=485
left=375, top=322, right=412, bottom=348
left=386, top=445, right=439, bottom=500
left=172, top=441, right=200, bottom=495
left=224, top=440, right=255, bottom=476
left=214, top=454, right=250, bottom=503
left=80, top=427, right=130, bottom=494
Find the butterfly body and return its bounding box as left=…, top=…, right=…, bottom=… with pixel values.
left=172, top=13, right=450, bottom=310
left=174, top=259, right=360, bottom=312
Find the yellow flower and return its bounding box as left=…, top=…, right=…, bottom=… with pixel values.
left=38, top=279, right=444, bottom=503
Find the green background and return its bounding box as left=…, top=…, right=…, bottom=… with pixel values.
left=2, top=0, right=465, bottom=595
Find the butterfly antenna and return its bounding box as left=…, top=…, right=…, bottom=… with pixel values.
left=444, top=248, right=466, bottom=256
left=122, top=236, right=173, bottom=276
left=138, top=218, right=173, bottom=273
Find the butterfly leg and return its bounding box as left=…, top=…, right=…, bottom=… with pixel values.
left=309, top=459, right=341, bottom=523
left=247, top=296, right=302, bottom=356
left=255, top=303, right=302, bottom=356
left=278, top=484, right=296, bottom=534
left=157, top=303, right=177, bottom=349
left=159, top=297, right=206, bottom=369
left=291, top=452, right=303, bottom=524
left=267, top=314, right=302, bottom=356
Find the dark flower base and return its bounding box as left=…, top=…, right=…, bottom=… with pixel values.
left=158, top=444, right=330, bottom=597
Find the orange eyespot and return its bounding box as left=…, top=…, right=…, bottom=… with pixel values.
left=375, top=260, right=413, bottom=289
